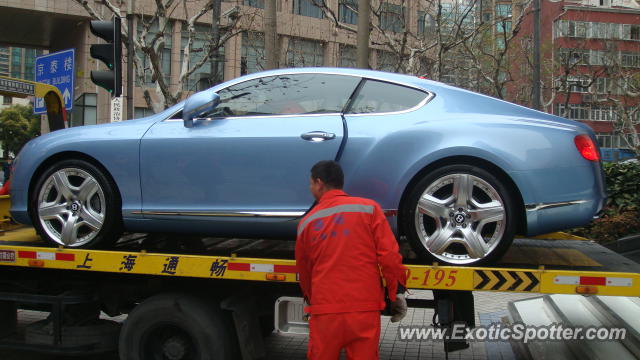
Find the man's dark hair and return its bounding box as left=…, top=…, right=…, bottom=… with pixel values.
left=311, top=160, right=344, bottom=189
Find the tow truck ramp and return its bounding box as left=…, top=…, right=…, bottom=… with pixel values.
left=508, top=294, right=640, bottom=359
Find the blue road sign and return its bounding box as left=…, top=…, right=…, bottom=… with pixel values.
left=34, top=49, right=75, bottom=114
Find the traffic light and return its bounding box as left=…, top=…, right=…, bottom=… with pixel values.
left=89, top=17, right=122, bottom=97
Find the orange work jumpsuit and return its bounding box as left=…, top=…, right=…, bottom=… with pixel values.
left=296, top=189, right=407, bottom=360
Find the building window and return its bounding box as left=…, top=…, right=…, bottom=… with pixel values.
left=570, top=21, right=587, bottom=37
left=0, top=47, right=8, bottom=76
left=595, top=133, right=630, bottom=148
left=596, top=133, right=613, bottom=147
left=380, top=3, right=405, bottom=33
left=2, top=96, right=11, bottom=105
left=567, top=76, right=591, bottom=93
left=134, top=107, right=154, bottom=119
left=70, top=93, right=97, bottom=127
left=138, top=20, right=173, bottom=87
left=555, top=20, right=568, bottom=38
left=294, top=0, right=323, bottom=19
left=417, top=11, right=426, bottom=34
left=595, top=78, right=608, bottom=94
left=376, top=50, right=400, bottom=72
left=286, top=38, right=324, bottom=67
left=241, top=32, right=265, bottom=75
left=339, top=45, right=356, bottom=68
left=630, top=25, right=640, bottom=40
left=244, top=0, right=264, bottom=8
left=557, top=48, right=588, bottom=66
left=24, top=48, right=35, bottom=81
left=622, top=52, right=640, bottom=68
left=11, top=48, right=21, bottom=78
left=339, top=0, right=357, bottom=25
left=418, top=12, right=435, bottom=35
left=180, top=23, right=225, bottom=90
left=495, top=4, right=511, bottom=18
left=556, top=103, right=620, bottom=122
left=496, top=20, right=512, bottom=33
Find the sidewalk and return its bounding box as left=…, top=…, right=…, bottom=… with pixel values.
left=265, top=290, right=538, bottom=360
left=2, top=290, right=537, bottom=360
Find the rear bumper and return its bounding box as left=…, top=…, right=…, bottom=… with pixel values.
left=525, top=198, right=604, bottom=236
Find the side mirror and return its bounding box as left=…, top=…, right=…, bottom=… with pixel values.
left=182, top=91, right=221, bottom=128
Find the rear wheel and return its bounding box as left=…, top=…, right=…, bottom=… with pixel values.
left=402, top=164, right=516, bottom=265
left=119, top=293, right=236, bottom=360
left=30, top=159, right=122, bottom=248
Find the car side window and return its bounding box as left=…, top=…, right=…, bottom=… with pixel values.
left=202, top=73, right=361, bottom=118
left=346, top=80, right=428, bottom=114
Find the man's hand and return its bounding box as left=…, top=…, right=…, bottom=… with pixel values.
left=390, top=293, right=407, bottom=323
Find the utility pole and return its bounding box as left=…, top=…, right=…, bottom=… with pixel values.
left=265, top=0, right=278, bottom=69
left=126, top=0, right=135, bottom=119
left=210, top=0, right=221, bottom=87
left=356, top=0, right=370, bottom=68
left=532, top=0, right=541, bottom=110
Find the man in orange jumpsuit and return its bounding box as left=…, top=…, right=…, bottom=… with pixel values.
left=296, top=160, right=408, bottom=360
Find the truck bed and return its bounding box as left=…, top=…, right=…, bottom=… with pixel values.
left=0, top=226, right=638, bottom=296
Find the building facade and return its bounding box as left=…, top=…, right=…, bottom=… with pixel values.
left=1, top=0, right=487, bottom=126
left=508, top=0, right=640, bottom=150
left=0, top=46, right=43, bottom=107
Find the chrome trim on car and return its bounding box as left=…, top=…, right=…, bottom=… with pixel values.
left=525, top=200, right=588, bottom=212
left=165, top=112, right=344, bottom=122
left=163, top=70, right=435, bottom=121
left=132, top=210, right=305, bottom=218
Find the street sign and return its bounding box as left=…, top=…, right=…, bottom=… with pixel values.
left=110, top=96, right=123, bottom=122
left=34, top=49, right=75, bottom=114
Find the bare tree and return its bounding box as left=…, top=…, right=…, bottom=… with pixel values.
left=462, top=0, right=531, bottom=99
left=512, top=20, right=639, bottom=153
left=311, top=0, right=485, bottom=84
left=74, top=0, right=254, bottom=112
left=587, top=42, right=640, bottom=153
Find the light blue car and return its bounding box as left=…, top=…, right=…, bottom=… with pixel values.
left=10, top=68, right=606, bottom=265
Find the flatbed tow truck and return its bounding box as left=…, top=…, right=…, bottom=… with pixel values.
left=0, top=200, right=638, bottom=359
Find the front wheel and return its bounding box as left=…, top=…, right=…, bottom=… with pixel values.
left=119, top=293, right=236, bottom=360
left=402, top=164, right=516, bottom=265
left=30, top=159, right=122, bottom=248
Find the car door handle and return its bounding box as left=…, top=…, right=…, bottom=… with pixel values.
left=301, top=131, right=336, bottom=142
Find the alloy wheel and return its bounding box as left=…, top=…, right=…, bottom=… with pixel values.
left=37, top=167, right=106, bottom=247
left=414, top=173, right=506, bottom=264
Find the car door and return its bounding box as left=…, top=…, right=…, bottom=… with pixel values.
left=139, top=73, right=360, bottom=218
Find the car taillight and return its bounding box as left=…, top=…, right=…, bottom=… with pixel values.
left=574, top=134, right=600, bottom=161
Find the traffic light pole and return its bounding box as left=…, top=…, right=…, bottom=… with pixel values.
left=127, top=0, right=135, bottom=120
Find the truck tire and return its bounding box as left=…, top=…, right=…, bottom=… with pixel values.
left=119, top=293, right=235, bottom=360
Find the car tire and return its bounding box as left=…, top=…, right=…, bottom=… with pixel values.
left=401, top=164, right=516, bottom=265
left=30, top=159, right=122, bottom=248
left=118, top=293, right=236, bottom=360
